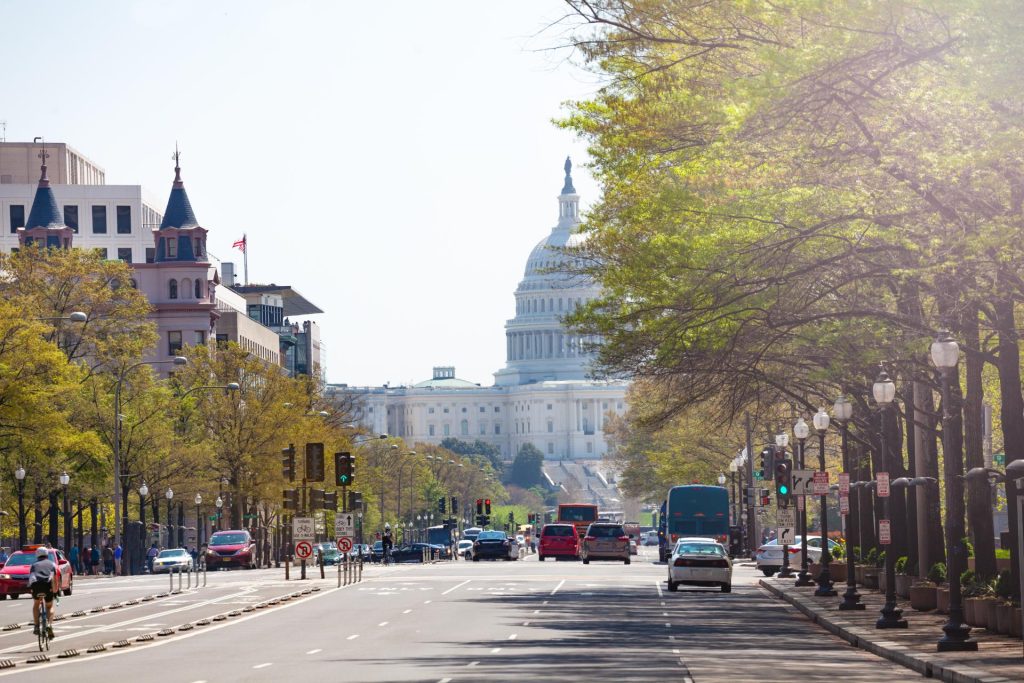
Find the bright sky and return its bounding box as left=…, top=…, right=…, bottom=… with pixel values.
left=1, top=1, right=601, bottom=387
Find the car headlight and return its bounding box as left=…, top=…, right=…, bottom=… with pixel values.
left=235, top=548, right=249, bottom=555
left=0, top=574, right=10, bottom=580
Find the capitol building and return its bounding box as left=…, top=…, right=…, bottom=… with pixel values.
left=332, top=159, right=628, bottom=462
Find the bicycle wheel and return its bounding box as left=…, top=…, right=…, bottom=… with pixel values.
left=37, top=606, right=48, bottom=652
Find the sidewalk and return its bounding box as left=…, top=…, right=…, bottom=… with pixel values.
left=760, top=577, right=1024, bottom=683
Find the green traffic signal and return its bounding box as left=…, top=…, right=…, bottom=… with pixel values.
left=779, top=485, right=788, bottom=495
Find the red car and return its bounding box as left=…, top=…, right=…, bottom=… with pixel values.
left=538, top=523, right=580, bottom=561
left=0, top=546, right=73, bottom=599
left=205, top=530, right=256, bottom=570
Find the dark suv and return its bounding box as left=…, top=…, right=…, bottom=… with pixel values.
left=580, top=523, right=630, bottom=565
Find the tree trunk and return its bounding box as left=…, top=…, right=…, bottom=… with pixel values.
left=902, top=388, right=919, bottom=575
left=33, top=493, right=43, bottom=544
left=963, top=306, right=996, bottom=579
left=47, top=491, right=59, bottom=547
left=994, top=297, right=1024, bottom=600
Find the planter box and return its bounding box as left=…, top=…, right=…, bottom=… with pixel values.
left=997, top=557, right=1011, bottom=572
left=986, top=600, right=1001, bottom=632
left=1012, top=608, right=1022, bottom=638
left=862, top=568, right=880, bottom=590
left=878, top=571, right=887, bottom=594
left=936, top=586, right=950, bottom=614
left=995, top=603, right=1015, bottom=635
left=964, top=597, right=977, bottom=625
left=909, top=584, right=937, bottom=611
left=829, top=561, right=847, bottom=584
left=895, top=575, right=913, bottom=599
left=968, top=557, right=976, bottom=572
left=854, top=565, right=866, bottom=585
left=808, top=563, right=821, bottom=578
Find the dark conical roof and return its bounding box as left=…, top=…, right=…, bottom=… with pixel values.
left=561, top=156, right=576, bottom=195
left=159, top=162, right=199, bottom=230
left=26, top=162, right=64, bottom=230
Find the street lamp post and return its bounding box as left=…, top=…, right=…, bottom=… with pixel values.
left=793, top=417, right=814, bottom=587
left=166, top=488, right=174, bottom=548
left=60, top=471, right=70, bottom=555
left=834, top=396, right=864, bottom=611
left=812, top=408, right=836, bottom=596
left=194, top=494, right=203, bottom=547
left=15, top=466, right=26, bottom=547
left=113, top=356, right=187, bottom=549
left=874, top=369, right=906, bottom=629
left=215, top=495, right=223, bottom=532
left=728, top=461, right=738, bottom=526
left=932, top=332, right=976, bottom=650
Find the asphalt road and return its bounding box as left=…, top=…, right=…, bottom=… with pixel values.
left=0, top=548, right=916, bottom=681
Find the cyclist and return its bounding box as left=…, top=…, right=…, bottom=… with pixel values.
left=381, top=523, right=394, bottom=565
left=29, top=547, right=59, bottom=639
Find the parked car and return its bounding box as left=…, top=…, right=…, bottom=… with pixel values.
left=580, top=523, right=630, bottom=565
left=538, top=523, right=579, bottom=561
left=152, top=548, right=193, bottom=573
left=205, top=530, right=256, bottom=570
left=391, top=543, right=446, bottom=563
left=348, top=544, right=372, bottom=560
left=668, top=540, right=732, bottom=593
left=370, top=541, right=385, bottom=563
left=0, top=546, right=73, bottom=598
left=755, top=536, right=838, bottom=576
left=457, top=539, right=474, bottom=559
left=313, top=543, right=342, bottom=566
left=643, top=530, right=660, bottom=546
left=472, top=530, right=517, bottom=561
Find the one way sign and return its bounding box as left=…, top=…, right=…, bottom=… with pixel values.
left=334, top=513, right=355, bottom=537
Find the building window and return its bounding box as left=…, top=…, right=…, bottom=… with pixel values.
left=547, top=420, right=554, bottom=433
left=479, top=423, right=486, bottom=435
left=116, top=206, right=131, bottom=234
left=63, top=205, right=78, bottom=232
left=117, top=248, right=132, bottom=262
left=428, top=407, right=435, bottom=414
left=92, top=206, right=107, bottom=233
left=548, top=443, right=554, bottom=454
left=603, top=402, right=608, bottom=410
left=195, top=279, right=202, bottom=298
left=443, top=424, right=450, bottom=436
left=9, top=205, right=24, bottom=233
left=168, top=331, right=182, bottom=356
left=169, top=279, right=178, bottom=299
left=586, top=442, right=593, bottom=454
left=479, top=406, right=485, bottom=413
left=97, top=248, right=107, bottom=259
left=195, top=331, right=205, bottom=345
left=166, top=237, right=177, bottom=258
left=494, top=407, right=500, bottom=413
left=443, top=407, right=449, bottom=414
left=145, top=247, right=155, bottom=264
left=461, top=407, right=467, bottom=413
left=460, top=420, right=469, bottom=435
left=129, top=279, right=137, bottom=289
left=181, top=278, right=192, bottom=299
left=194, top=237, right=203, bottom=258
left=428, top=424, right=435, bottom=437
left=494, top=424, right=501, bottom=435
left=547, top=404, right=552, bottom=410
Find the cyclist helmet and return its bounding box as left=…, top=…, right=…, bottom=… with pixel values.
left=384, top=523, right=391, bottom=530
left=35, top=547, right=48, bottom=559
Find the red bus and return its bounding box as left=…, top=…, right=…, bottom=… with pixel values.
left=556, top=503, right=599, bottom=539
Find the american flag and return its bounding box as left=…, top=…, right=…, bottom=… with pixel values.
left=232, top=235, right=246, bottom=253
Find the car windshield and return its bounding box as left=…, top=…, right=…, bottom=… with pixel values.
left=542, top=525, right=575, bottom=537
left=158, top=550, right=187, bottom=558
left=478, top=531, right=506, bottom=540
left=676, top=543, right=726, bottom=556
left=589, top=525, right=625, bottom=538
left=209, top=533, right=247, bottom=545
left=5, top=553, right=36, bottom=566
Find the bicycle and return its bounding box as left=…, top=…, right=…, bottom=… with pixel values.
left=35, top=597, right=53, bottom=652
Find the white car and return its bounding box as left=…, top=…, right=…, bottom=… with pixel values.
left=629, top=540, right=638, bottom=556
left=457, top=539, right=474, bottom=559
left=668, top=540, right=732, bottom=593
left=755, top=536, right=838, bottom=576
left=152, top=548, right=193, bottom=573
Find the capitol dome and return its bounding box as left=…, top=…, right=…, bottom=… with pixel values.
left=494, top=158, right=603, bottom=387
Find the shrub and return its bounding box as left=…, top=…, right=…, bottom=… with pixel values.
left=852, top=546, right=862, bottom=562
left=995, top=548, right=1010, bottom=560
left=962, top=536, right=975, bottom=558
left=927, top=562, right=946, bottom=584
left=960, top=568, right=975, bottom=588
left=831, top=543, right=845, bottom=560
left=865, top=547, right=878, bottom=565
left=895, top=556, right=908, bottom=575
left=876, top=550, right=886, bottom=568
left=996, top=570, right=1014, bottom=600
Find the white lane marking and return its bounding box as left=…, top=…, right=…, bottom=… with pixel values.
left=665, top=622, right=671, bottom=627
left=490, top=647, right=502, bottom=654
left=655, top=580, right=663, bottom=597
left=306, top=649, right=322, bottom=655
left=673, top=649, right=680, bottom=654
left=669, top=635, right=676, bottom=641
left=550, top=580, right=565, bottom=596
left=543, top=600, right=549, bottom=605
left=347, top=634, right=360, bottom=640
left=467, top=661, right=479, bottom=667
left=378, top=621, right=389, bottom=627
left=253, top=663, right=272, bottom=669
left=533, top=609, right=540, bottom=614
left=662, top=612, right=669, bottom=617
left=442, top=579, right=471, bottom=596
left=523, top=621, right=530, bottom=626
left=439, top=679, right=452, bottom=683
left=424, top=600, right=432, bottom=604
left=508, top=633, right=517, bottom=640
left=403, top=609, right=412, bottom=614
left=661, top=601, right=666, bottom=606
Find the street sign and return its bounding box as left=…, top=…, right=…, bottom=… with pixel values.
left=294, top=540, right=313, bottom=559
left=879, top=519, right=892, bottom=545
left=791, top=469, right=815, bottom=496
left=838, top=472, right=850, bottom=495
left=292, top=516, right=315, bottom=542
left=777, top=507, right=795, bottom=527
left=877, top=472, right=890, bottom=497
left=797, top=495, right=804, bottom=511
left=334, top=512, right=355, bottom=538
left=839, top=494, right=850, bottom=515
left=777, top=527, right=795, bottom=545
left=336, top=537, right=353, bottom=553
left=812, top=472, right=829, bottom=495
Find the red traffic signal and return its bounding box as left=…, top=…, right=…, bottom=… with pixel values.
left=485, top=499, right=492, bottom=515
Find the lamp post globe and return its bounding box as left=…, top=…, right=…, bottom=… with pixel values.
left=15, top=466, right=25, bottom=482
left=813, top=407, right=830, bottom=433
left=931, top=330, right=960, bottom=370
left=793, top=417, right=810, bottom=441
left=139, top=482, right=149, bottom=498
left=775, top=433, right=789, bottom=448
left=717, top=473, right=726, bottom=486
left=833, top=395, right=853, bottom=422
left=872, top=370, right=896, bottom=406
left=59, top=471, right=70, bottom=487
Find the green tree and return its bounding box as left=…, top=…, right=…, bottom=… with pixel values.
left=507, top=443, right=544, bottom=489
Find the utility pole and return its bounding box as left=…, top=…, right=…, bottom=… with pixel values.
left=745, top=413, right=756, bottom=557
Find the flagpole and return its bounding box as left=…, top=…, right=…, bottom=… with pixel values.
left=243, top=233, right=248, bottom=285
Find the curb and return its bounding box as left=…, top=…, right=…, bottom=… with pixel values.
left=759, top=579, right=1015, bottom=683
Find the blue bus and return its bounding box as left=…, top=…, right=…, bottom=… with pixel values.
left=659, top=485, right=729, bottom=562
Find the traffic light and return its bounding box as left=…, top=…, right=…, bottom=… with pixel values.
left=335, top=452, right=354, bottom=486
left=348, top=490, right=363, bottom=510
left=485, top=499, right=491, bottom=515
left=324, top=490, right=338, bottom=510
left=507, top=511, right=514, bottom=523
left=759, top=490, right=771, bottom=507
left=758, top=447, right=774, bottom=481
left=283, top=489, right=298, bottom=510
left=742, top=487, right=753, bottom=506
left=438, top=497, right=447, bottom=514
left=309, top=488, right=324, bottom=510
left=476, top=499, right=483, bottom=515
left=450, top=497, right=458, bottom=514
left=305, top=442, right=325, bottom=482
left=775, top=458, right=793, bottom=507
left=281, top=445, right=296, bottom=482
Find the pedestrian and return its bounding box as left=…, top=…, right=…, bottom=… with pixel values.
left=0, top=547, right=8, bottom=566
left=90, top=545, right=100, bottom=575
left=113, top=544, right=122, bottom=575
left=102, top=544, right=114, bottom=575
left=190, top=546, right=198, bottom=565
left=146, top=543, right=159, bottom=574
left=68, top=545, right=79, bottom=574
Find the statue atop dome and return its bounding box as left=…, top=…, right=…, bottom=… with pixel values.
left=561, top=156, right=576, bottom=195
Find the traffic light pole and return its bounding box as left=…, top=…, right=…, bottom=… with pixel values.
left=777, top=446, right=795, bottom=579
